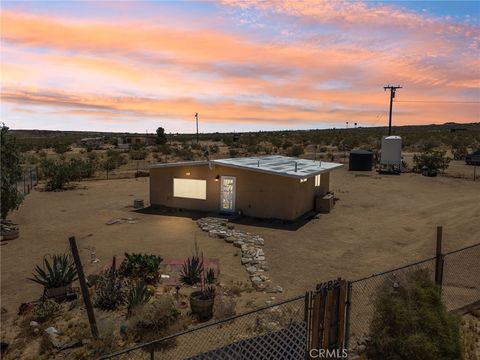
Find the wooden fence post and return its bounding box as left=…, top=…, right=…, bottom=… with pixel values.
left=69, top=236, right=99, bottom=339
left=435, top=226, right=444, bottom=290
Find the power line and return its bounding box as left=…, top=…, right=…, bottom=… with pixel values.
left=395, top=100, right=479, bottom=104
left=384, top=85, right=402, bottom=136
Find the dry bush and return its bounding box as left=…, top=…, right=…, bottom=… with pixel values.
left=127, top=295, right=180, bottom=343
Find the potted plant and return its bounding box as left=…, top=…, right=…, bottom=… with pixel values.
left=29, top=254, right=78, bottom=300
left=180, top=254, right=216, bottom=320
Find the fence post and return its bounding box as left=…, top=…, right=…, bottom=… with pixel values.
left=23, top=173, right=26, bottom=194
left=435, top=226, right=444, bottom=290
left=30, top=169, right=33, bottom=189
left=150, top=347, right=154, bottom=360
left=344, top=281, right=352, bottom=359
left=69, top=236, right=99, bottom=339
left=304, top=291, right=311, bottom=359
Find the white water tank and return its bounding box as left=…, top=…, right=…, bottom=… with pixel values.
left=381, top=136, right=402, bottom=166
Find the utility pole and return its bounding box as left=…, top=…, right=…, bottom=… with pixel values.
left=384, top=85, right=402, bottom=136
left=195, top=112, right=199, bottom=144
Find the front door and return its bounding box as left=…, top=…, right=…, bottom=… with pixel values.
left=220, top=176, right=236, bottom=212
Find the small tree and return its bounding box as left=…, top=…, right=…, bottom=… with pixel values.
left=1, top=124, right=24, bottom=219
left=367, top=269, right=462, bottom=360
left=156, top=127, right=167, bottom=145
left=40, top=159, right=73, bottom=190
left=413, top=150, right=451, bottom=173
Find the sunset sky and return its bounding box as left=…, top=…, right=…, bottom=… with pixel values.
left=1, top=1, right=479, bottom=133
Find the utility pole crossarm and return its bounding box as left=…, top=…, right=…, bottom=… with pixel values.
left=384, top=85, right=402, bottom=136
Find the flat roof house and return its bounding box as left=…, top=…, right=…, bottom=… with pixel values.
left=149, top=155, right=343, bottom=221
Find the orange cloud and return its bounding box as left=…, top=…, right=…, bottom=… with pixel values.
left=1, top=4, right=478, bottom=130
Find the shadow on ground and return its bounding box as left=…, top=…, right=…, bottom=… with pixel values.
left=134, top=206, right=317, bottom=231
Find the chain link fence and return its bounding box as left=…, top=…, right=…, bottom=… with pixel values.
left=99, top=295, right=306, bottom=360
left=442, top=243, right=480, bottom=311
left=99, top=243, right=479, bottom=359
left=347, top=243, right=480, bottom=353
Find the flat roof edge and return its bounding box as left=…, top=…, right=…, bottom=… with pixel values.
left=148, top=161, right=209, bottom=169
left=212, top=161, right=343, bottom=178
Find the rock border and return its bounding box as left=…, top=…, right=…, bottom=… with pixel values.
left=197, top=217, right=283, bottom=294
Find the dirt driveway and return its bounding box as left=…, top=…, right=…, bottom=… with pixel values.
left=2, top=170, right=479, bottom=313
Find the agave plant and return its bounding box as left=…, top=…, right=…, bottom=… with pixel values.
left=126, top=280, right=152, bottom=315
left=206, top=268, right=216, bottom=285
left=29, top=254, right=77, bottom=289
left=180, top=256, right=203, bottom=286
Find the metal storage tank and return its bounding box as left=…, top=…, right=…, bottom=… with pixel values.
left=349, top=149, right=374, bottom=171
left=381, top=136, right=402, bottom=166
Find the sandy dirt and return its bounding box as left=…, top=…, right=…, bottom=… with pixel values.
left=1, top=168, right=479, bottom=315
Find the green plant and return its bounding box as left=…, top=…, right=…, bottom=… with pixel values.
left=32, top=299, right=60, bottom=322
left=119, top=253, right=162, bottom=285
left=195, top=285, right=216, bottom=300
left=29, top=254, right=77, bottom=289
left=206, top=268, right=216, bottom=284
left=129, top=150, right=148, bottom=160
left=94, top=268, right=125, bottom=310
left=126, top=281, right=152, bottom=315
left=287, top=144, right=304, bottom=157
left=413, top=150, right=452, bottom=173
left=367, top=269, right=462, bottom=360
left=40, top=159, right=73, bottom=190
left=180, top=256, right=203, bottom=286
left=1, top=124, right=24, bottom=219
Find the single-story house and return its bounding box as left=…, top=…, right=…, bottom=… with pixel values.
left=149, top=155, right=343, bottom=221
left=118, top=134, right=156, bottom=149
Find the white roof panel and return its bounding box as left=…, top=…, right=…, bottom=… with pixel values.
left=212, top=155, right=342, bottom=178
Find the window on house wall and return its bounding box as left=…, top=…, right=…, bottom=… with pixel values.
left=173, top=178, right=207, bottom=200
left=315, top=175, right=321, bottom=187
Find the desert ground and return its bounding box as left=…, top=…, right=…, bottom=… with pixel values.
left=2, top=166, right=479, bottom=317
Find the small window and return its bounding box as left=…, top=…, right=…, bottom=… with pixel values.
left=173, top=178, right=207, bottom=200
left=315, top=175, right=321, bottom=187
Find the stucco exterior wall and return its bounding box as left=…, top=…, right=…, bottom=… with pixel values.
left=149, top=163, right=331, bottom=221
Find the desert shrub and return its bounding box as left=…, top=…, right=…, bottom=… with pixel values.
left=173, top=146, right=194, bottom=160
left=157, top=144, right=171, bottom=155
left=180, top=256, right=203, bottom=285
left=119, top=253, right=162, bottom=285
left=128, top=296, right=180, bottom=342
left=126, top=281, right=152, bottom=315
left=53, top=142, right=69, bottom=154
left=94, top=269, right=125, bottom=310
left=103, top=150, right=127, bottom=171
left=413, top=150, right=451, bottom=173
left=209, top=144, right=219, bottom=154
left=29, top=253, right=77, bottom=289
left=451, top=145, right=467, bottom=160
left=229, top=148, right=239, bottom=157
left=367, top=269, right=462, bottom=360
left=287, top=144, right=304, bottom=157
left=40, top=159, right=73, bottom=190
left=32, top=300, right=61, bottom=322
left=129, top=149, right=148, bottom=160
left=155, top=127, right=167, bottom=145
left=69, top=158, right=96, bottom=179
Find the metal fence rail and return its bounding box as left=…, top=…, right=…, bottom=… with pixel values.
left=16, top=167, right=38, bottom=196
left=99, top=296, right=306, bottom=360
